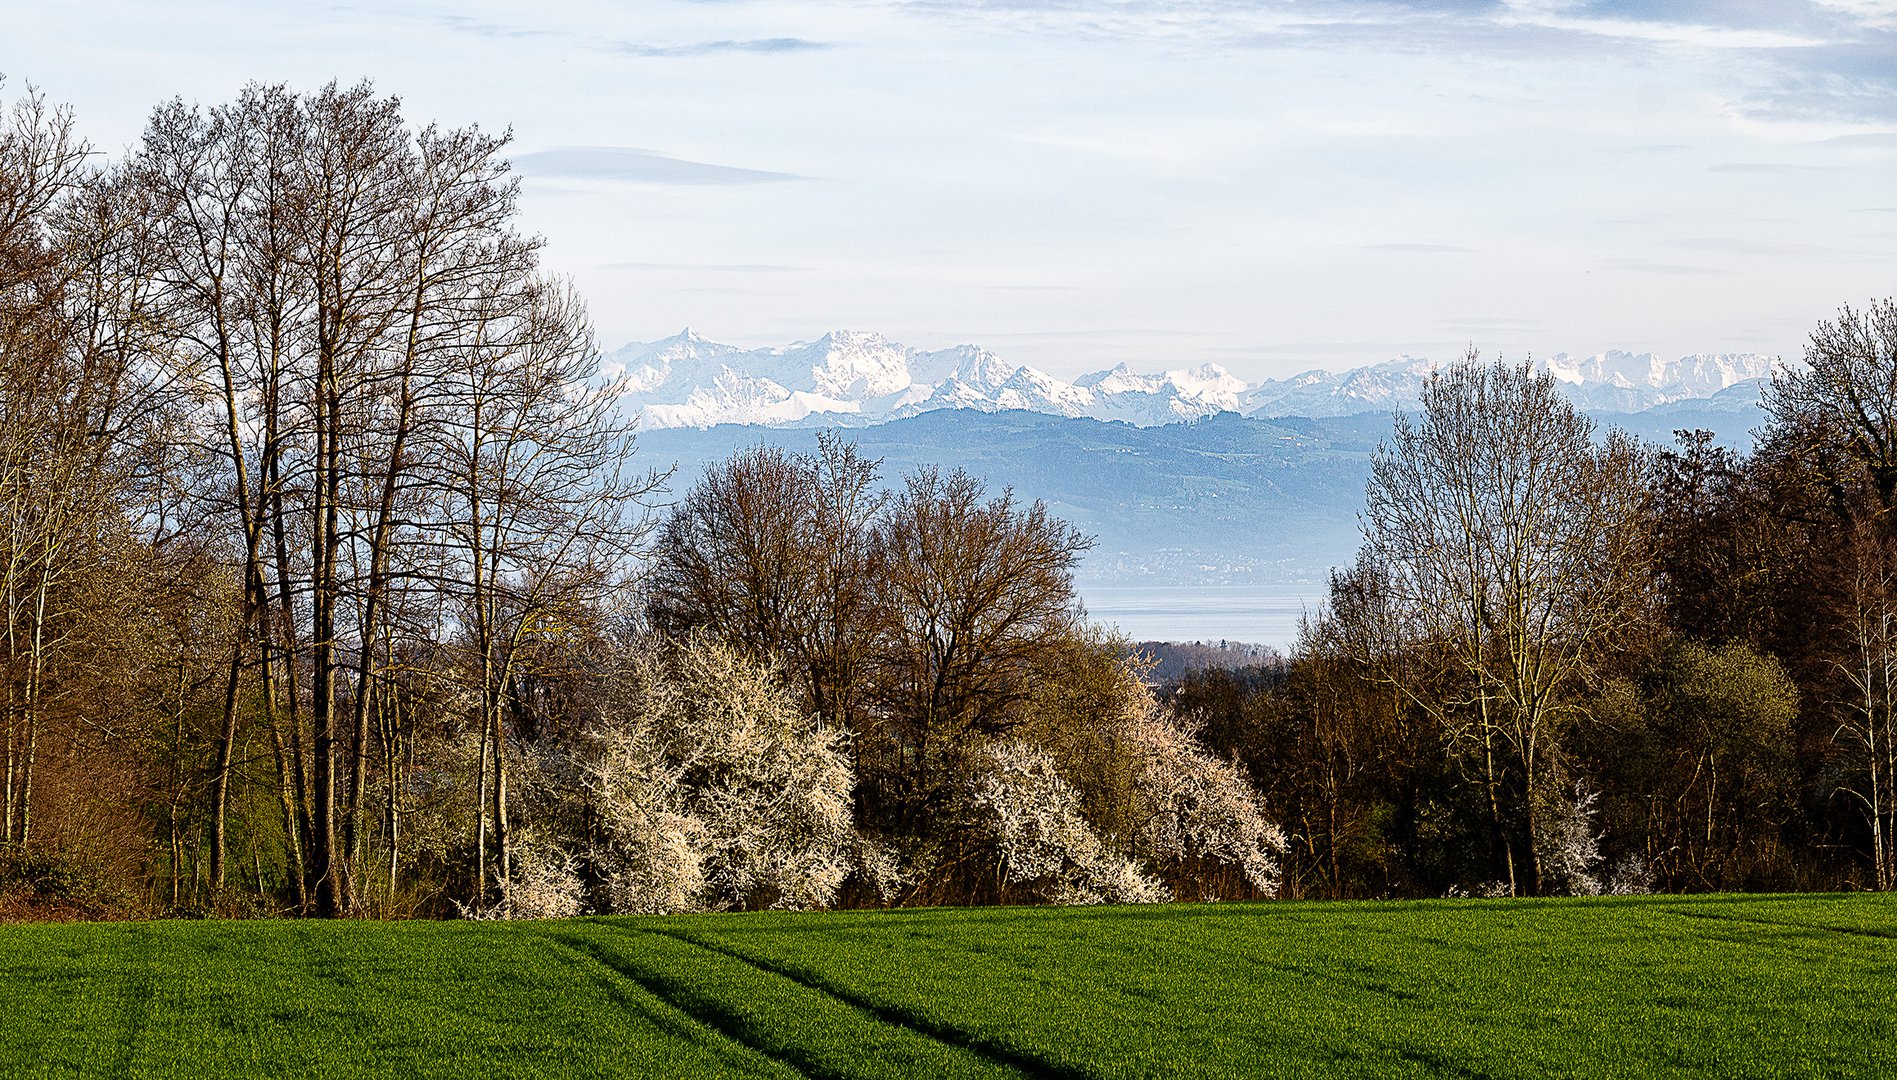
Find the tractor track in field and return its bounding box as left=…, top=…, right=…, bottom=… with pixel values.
left=1662, top=907, right=1897, bottom=941
left=545, top=932, right=812, bottom=1077
left=542, top=934, right=794, bottom=1077
left=586, top=921, right=1079, bottom=1080
left=109, top=923, right=158, bottom=1078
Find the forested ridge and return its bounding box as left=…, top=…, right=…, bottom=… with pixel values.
left=1, top=77, right=1892, bottom=919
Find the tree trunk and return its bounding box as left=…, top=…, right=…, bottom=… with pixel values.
left=475, top=719, right=489, bottom=911
left=211, top=641, right=242, bottom=889
left=310, top=371, right=342, bottom=917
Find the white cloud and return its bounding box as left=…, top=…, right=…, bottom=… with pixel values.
left=3, top=0, right=1885, bottom=379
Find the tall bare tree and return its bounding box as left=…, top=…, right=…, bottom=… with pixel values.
left=431, top=276, right=653, bottom=911
left=2, top=82, right=178, bottom=854
left=866, top=467, right=1091, bottom=831
left=1353, top=355, right=1649, bottom=895
left=135, top=80, right=657, bottom=914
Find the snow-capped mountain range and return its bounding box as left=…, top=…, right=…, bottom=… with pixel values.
left=603, top=329, right=1787, bottom=430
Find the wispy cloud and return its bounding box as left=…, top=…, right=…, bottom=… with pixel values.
left=1812, top=132, right=1897, bottom=148
left=603, top=38, right=832, bottom=58
left=512, top=147, right=806, bottom=185
left=1676, top=236, right=1839, bottom=256
left=430, top=13, right=561, bottom=41
left=1363, top=242, right=1476, bottom=253
left=1496, top=9, right=1826, bottom=50
left=429, top=12, right=833, bottom=63
left=1737, top=36, right=1897, bottom=122
left=1605, top=257, right=1727, bottom=276
left=1706, top=162, right=1840, bottom=173
left=597, top=261, right=807, bottom=272
left=898, top=1, right=1897, bottom=124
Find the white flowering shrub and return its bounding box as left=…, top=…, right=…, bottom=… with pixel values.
left=584, top=634, right=856, bottom=913
left=1606, top=854, right=1653, bottom=896
left=581, top=712, right=707, bottom=914
left=969, top=740, right=1167, bottom=905
left=1538, top=779, right=1606, bottom=897
left=1121, top=709, right=1286, bottom=898
left=490, top=829, right=587, bottom=919
left=846, top=832, right=908, bottom=905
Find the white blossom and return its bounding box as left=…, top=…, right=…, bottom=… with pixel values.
left=584, top=634, right=856, bottom=913
left=492, top=830, right=588, bottom=919
left=1538, top=779, right=1606, bottom=897
left=970, top=740, right=1167, bottom=905
left=1607, top=855, right=1653, bottom=896
left=1121, top=709, right=1286, bottom=898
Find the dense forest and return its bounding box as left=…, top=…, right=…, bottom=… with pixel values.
left=1191, top=325, right=1897, bottom=899
left=1, top=77, right=1892, bottom=919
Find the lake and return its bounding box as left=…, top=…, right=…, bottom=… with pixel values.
left=1076, top=584, right=1325, bottom=651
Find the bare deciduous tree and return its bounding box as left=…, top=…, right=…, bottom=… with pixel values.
left=867, top=467, right=1091, bottom=824
left=135, top=80, right=657, bottom=915
left=1353, top=355, right=1650, bottom=895
left=432, top=276, right=654, bottom=911
left=1765, top=300, right=1897, bottom=889
left=647, top=432, right=881, bottom=732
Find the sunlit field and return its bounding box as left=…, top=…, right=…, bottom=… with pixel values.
left=5, top=893, right=1894, bottom=1078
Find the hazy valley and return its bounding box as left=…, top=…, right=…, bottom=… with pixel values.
left=628, top=332, right=1776, bottom=616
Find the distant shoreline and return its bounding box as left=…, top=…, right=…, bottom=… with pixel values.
left=1077, top=582, right=1322, bottom=651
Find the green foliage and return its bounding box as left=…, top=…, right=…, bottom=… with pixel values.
left=1577, top=640, right=1802, bottom=890
left=3, top=895, right=1894, bottom=1077
left=0, top=843, right=137, bottom=921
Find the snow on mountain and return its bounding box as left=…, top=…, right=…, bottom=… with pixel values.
left=1238, top=351, right=1784, bottom=419
left=1542, top=351, right=1783, bottom=411
left=1242, top=357, right=1445, bottom=419
left=606, top=330, right=1246, bottom=429
left=603, top=330, right=1784, bottom=429
left=611, top=330, right=920, bottom=428
left=1076, top=362, right=1252, bottom=424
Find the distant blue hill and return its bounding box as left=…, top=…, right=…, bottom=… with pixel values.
left=633, top=402, right=1763, bottom=589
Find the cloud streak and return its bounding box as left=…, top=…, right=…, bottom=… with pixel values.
left=512, top=147, right=806, bottom=185
left=597, top=262, right=808, bottom=273
left=897, top=0, right=1897, bottom=123
left=603, top=38, right=833, bottom=59
left=1707, top=162, right=1840, bottom=173
left=1363, top=242, right=1476, bottom=253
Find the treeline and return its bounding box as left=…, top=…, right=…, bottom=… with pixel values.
left=1173, top=322, right=1897, bottom=898
left=0, top=79, right=1282, bottom=918
left=8, top=74, right=1894, bottom=918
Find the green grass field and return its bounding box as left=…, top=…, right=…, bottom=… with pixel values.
left=3, top=893, right=1893, bottom=1078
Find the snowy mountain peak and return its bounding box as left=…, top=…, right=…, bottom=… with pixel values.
left=605, top=330, right=1782, bottom=429
left=1536, top=351, right=1782, bottom=410
left=1074, top=363, right=1137, bottom=389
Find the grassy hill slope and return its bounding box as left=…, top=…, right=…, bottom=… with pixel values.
left=5, top=894, right=1892, bottom=1078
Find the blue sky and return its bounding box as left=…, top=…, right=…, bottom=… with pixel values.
left=5, top=0, right=1894, bottom=378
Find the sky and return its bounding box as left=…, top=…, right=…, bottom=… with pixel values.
left=5, top=0, right=1895, bottom=380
